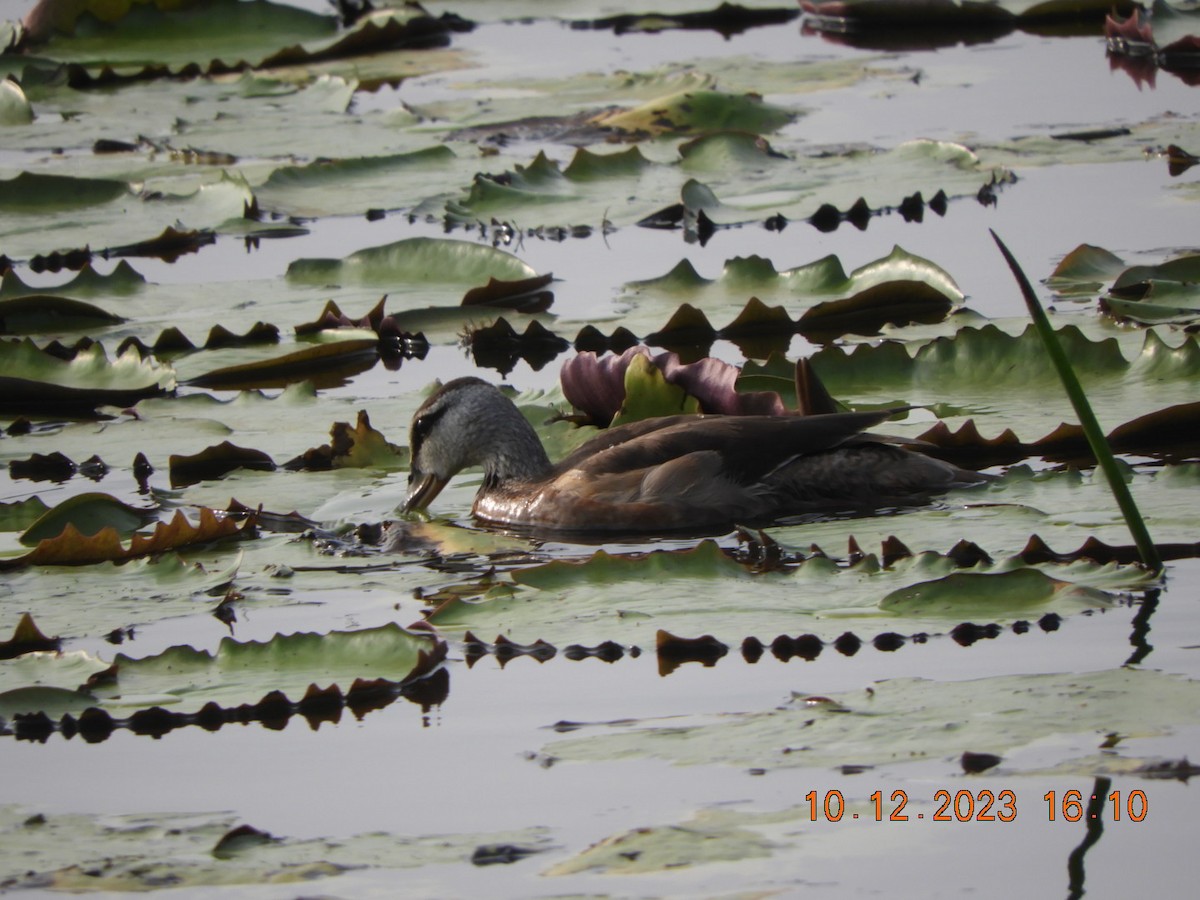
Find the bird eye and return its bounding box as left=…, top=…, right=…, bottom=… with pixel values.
left=413, top=416, right=431, bottom=440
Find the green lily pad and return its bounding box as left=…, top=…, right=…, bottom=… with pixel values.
left=878, top=567, right=1112, bottom=615
left=0, top=78, right=33, bottom=125
left=0, top=295, right=125, bottom=335
left=0, top=261, right=146, bottom=299
left=0, top=806, right=550, bottom=892
left=286, top=237, right=538, bottom=287
left=19, top=492, right=155, bottom=545
left=424, top=538, right=1131, bottom=647
left=547, top=666, right=1200, bottom=771
left=590, top=88, right=795, bottom=136
left=0, top=338, right=174, bottom=415
left=256, top=145, right=464, bottom=218
left=28, top=0, right=337, bottom=68
left=102, top=622, right=439, bottom=711
left=0, top=171, right=253, bottom=259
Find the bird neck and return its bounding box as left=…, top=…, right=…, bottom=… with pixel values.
left=477, top=403, right=553, bottom=486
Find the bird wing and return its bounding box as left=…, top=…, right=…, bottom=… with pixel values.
left=555, top=409, right=896, bottom=486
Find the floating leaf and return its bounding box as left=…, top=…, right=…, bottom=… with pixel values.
left=19, top=492, right=155, bottom=545
left=169, top=442, right=276, bottom=488
left=0, top=806, right=549, bottom=893
left=590, top=89, right=795, bottom=136
left=256, top=146, right=462, bottom=218
left=0, top=338, right=173, bottom=415
left=0, top=260, right=146, bottom=299
left=184, top=338, right=379, bottom=390
left=0, top=506, right=256, bottom=571
left=0, top=78, right=33, bottom=125
left=0, top=497, right=51, bottom=532
left=461, top=273, right=555, bottom=313
left=548, top=666, right=1200, bottom=772
left=0, top=613, right=61, bottom=660
left=878, top=567, right=1112, bottom=615
left=24, top=0, right=336, bottom=66
left=284, top=410, right=406, bottom=471
left=1048, top=243, right=1128, bottom=295
left=0, top=295, right=124, bottom=335
left=0, top=171, right=128, bottom=213
left=286, top=237, right=537, bottom=287
left=98, top=622, right=441, bottom=712
left=797, top=280, right=956, bottom=339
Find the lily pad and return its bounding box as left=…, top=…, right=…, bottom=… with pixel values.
left=19, top=491, right=155, bottom=545
left=547, top=666, right=1200, bottom=771
left=0, top=806, right=550, bottom=892
left=286, top=237, right=538, bottom=288
left=878, top=567, right=1112, bottom=615
left=0, top=295, right=124, bottom=335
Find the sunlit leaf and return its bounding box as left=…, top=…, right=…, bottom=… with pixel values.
left=0, top=338, right=174, bottom=415
left=609, top=351, right=701, bottom=426
left=589, top=88, right=795, bottom=136
left=284, top=410, right=407, bottom=471
left=0, top=78, right=34, bottom=125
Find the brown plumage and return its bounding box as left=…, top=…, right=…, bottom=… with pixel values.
left=402, top=377, right=986, bottom=535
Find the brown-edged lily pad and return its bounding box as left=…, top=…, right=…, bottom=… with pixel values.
left=19, top=492, right=157, bottom=545
left=284, top=410, right=406, bottom=471
left=0, top=613, right=61, bottom=660
left=0, top=506, right=257, bottom=571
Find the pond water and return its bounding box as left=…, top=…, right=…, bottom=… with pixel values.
left=1, top=2, right=1199, bottom=897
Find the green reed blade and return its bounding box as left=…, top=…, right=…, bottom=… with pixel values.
left=991, top=230, right=1163, bottom=575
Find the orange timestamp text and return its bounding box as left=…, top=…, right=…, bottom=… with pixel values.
left=804, top=789, right=1148, bottom=823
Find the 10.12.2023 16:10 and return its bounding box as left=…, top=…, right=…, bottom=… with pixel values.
left=804, top=789, right=1148, bottom=823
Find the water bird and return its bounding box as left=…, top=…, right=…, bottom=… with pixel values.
left=402, top=376, right=985, bottom=534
